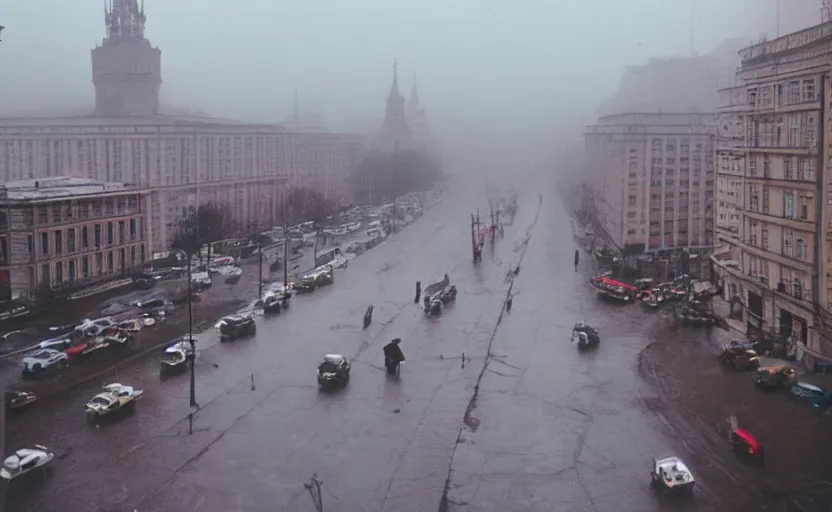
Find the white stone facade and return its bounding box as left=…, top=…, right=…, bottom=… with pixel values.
left=0, top=116, right=366, bottom=251
left=585, top=113, right=716, bottom=253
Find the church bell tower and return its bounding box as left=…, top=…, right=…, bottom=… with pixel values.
left=91, top=0, right=162, bottom=116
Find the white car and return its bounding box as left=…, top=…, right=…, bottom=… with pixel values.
left=75, top=317, right=116, bottom=338
left=1, top=445, right=54, bottom=480
left=191, top=271, right=212, bottom=288
left=21, top=349, right=69, bottom=376
left=86, top=383, right=144, bottom=417
left=650, top=456, right=695, bottom=492
left=36, top=335, right=73, bottom=351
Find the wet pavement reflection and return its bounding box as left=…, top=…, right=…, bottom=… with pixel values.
left=3, top=173, right=824, bottom=512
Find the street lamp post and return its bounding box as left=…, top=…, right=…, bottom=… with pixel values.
left=258, top=237, right=263, bottom=298
left=187, top=255, right=197, bottom=408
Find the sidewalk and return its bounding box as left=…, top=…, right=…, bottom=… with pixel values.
left=712, top=295, right=746, bottom=335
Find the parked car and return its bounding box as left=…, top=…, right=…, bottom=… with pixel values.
left=790, top=382, right=832, bottom=410
left=720, top=346, right=761, bottom=371
left=753, top=365, right=797, bottom=389
left=5, top=390, right=37, bottom=412
left=35, top=335, right=74, bottom=351
left=1, top=445, right=54, bottom=480
left=21, top=349, right=69, bottom=378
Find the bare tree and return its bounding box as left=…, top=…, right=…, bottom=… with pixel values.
left=350, top=148, right=442, bottom=205
left=173, top=202, right=236, bottom=264
left=284, top=188, right=336, bottom=261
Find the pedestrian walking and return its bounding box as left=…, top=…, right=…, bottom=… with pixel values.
left=363, top=305, right=374, bottom=330
left=415, top=281, right=421, bottom=303
left=506, top=295, right=513, bottom=312
left=574, top=249, right=580, bottom=271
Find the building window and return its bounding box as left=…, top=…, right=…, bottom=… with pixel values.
left=118, top=221, right=125, bottom=244
left=796, top=238, right=806, bottom=260
left=94, top=224, right=101, bottom=247
left=807, top=116, right=816, bottom=147
left=130, top=219, right=136, bottom=240
left=131, top=246, right=136, bottom=267
left=784, top=157, right=793, bottom=179
left=82, top=255, right=89, bottom=277
left=802, top=79, right=815, bottom=102
left=783, top=229, right=794, bottom=256
left=54, top=230, right=62, bottom=255
left=68, top=260, right=76, bottom=281
left=107, top=222, right=114, bottom=246
left=788, top=81, right=800, bottom=104
left=107, top=251, right=114, bottom=271
left=55, top=261, right=63, bottom=284
left=784, top=192, right=795, bottom=218
left=140, top=244, right=145, bottom=263
left=41, top=232, right=48, bottom=255
left=95, top=252, right=103, bottom=274
left=119, top=248, right=126, bottom=271
left=27, top=235, right=33, bottom=255
left=68, top=229, right=76, bottom=252
left=41, top=264, right=50, bottom=287
left=82, top=226, right=88, bottom=248
left=794, top=278, right=804, bottom=300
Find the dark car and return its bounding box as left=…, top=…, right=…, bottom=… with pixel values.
left=294, top=275, right=316, bottom=293
left=218, top=315, right=256, bottom=342
left=720, top=346, right=761, bottom=371
left=317, top=354, right=351, bottom=390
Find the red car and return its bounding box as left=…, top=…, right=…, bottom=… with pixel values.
left=730, top=428, right=764, bottom=464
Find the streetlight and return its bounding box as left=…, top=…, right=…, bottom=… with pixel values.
left=187, top=250, right=197, bottom=408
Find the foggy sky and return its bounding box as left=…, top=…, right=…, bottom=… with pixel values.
left=0, top=0, right=823, bottom=161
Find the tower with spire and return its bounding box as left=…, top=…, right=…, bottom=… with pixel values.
left=407, top=73, right=430, bottom=142
left=376, top=60, right=412, bottom=151
left=91, top=0, right=162, bottom=116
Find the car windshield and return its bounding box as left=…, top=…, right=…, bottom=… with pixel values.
left=89, top=396, right=111, bottom=406
left=29, top=350, right=52, bottom=359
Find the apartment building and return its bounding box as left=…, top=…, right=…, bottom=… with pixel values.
left=0, top=177, right=150, bottom=300
left=585, top=113, right=716, bottom=254
left=712, top=22, right=832, bottom=364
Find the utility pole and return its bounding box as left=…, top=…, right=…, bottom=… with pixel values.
left=489, top=202, right=496, bottom=242
left=258, top=237, right=263, bottom=297
left=187, top=255, right=197, bottom=408
left=283, top=223, right=289, bottom=287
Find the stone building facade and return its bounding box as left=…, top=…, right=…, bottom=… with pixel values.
left=0, top=177, right=149, bottom=300
left=712, top=21, right=832, bottom=365
left=585, top=113, right=716, bottom=254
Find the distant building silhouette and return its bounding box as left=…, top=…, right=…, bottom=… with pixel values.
left=374, top=60, right=413, bottom=152
left=597, top=38, right=745, bottom=117
left=91, top=0, right=162, bottom=116
left=407, top=73, right=430, bottom=142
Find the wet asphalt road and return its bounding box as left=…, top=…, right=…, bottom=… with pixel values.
left=5, top=178, right=532, bottom=512
left=7, top=171, right=825, bottom=512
